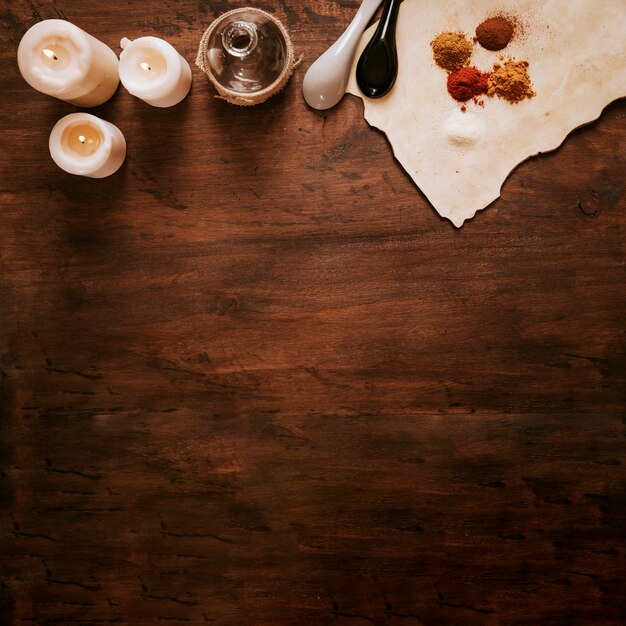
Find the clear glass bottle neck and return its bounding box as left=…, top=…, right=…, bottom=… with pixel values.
left=222, top=21, right=259, bottom=59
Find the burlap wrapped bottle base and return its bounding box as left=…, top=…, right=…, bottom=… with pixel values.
left=196, top=7, right=297, bottom=106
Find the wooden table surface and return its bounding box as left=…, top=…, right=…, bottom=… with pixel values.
left=1, top=2, right=625, bottom=624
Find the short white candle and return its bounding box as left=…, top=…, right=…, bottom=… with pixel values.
left=49, top=113, right=126, bottom=178
left=17, top=19, right=119, bottom=107
left=119, top=36, right=192, bottom=107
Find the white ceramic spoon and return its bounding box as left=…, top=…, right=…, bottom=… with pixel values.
left=302, top=0, right=383, bottom=110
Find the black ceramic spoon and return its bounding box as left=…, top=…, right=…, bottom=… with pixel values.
left=355, top=0, right=401, bottom=98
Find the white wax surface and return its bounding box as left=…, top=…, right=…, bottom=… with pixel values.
left=119, top=36, right=192, bottom=107
left=49, top=113, right=126, bottom=178
left=17, top=19, right=119, bottom=107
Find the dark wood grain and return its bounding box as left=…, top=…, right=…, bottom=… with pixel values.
left=1, top=1, right=625, bottom=624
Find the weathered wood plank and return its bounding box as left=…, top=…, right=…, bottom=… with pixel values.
left=1, top=1, right=625, bottom=624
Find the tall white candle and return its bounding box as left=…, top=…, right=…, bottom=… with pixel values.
left=17, top=19, right=119, bottom=107
left=49, top=113, right=126, bottom=178
left=119, top=36, right=192, bottom=107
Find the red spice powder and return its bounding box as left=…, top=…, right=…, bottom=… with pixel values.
left=447, top=66, right=490, bottom=102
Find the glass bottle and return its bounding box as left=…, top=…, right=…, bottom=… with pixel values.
left=205, top=10, right=288, bottom=94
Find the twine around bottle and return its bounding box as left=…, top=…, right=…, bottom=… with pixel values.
left=196, top=7, right=299, bottom=106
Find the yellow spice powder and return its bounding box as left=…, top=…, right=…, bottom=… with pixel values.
left=488, top=59, right=535, bottom=103
left=431, top=32, right=473, bottom=72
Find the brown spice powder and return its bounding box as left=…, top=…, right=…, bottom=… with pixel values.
left=488, top=59, right=535, bottom=103
left=476, top=16, right=515, bottom=51
left=431, top=32, right=473, bottom=72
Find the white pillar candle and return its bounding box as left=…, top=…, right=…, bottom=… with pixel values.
left=49, top=113, right=126, bottom=178
left=119, top=36, right=192, bottom=107
left=17, top=19, right=119, bottom=107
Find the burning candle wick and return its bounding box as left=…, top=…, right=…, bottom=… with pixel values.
left=118, top=35, right=192, bottom=107
left=19, top=20, right=121, bottom=107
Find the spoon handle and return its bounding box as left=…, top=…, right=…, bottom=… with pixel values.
left=355, top=0, right=401, bottom=98
left=325, top=0, right=384, bottom=61
left=302, top=0, right=383, bottom=110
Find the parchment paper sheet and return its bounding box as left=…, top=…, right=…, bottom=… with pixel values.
left=346, top=0, right=626, bottom=226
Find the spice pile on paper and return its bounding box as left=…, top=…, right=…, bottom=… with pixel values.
left=346, top=0, right=626, bottom=227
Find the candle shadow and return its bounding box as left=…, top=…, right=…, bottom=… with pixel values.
left=114, top=90, right=194, bottom=213
left=46, top=148, right=132, bottom=246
